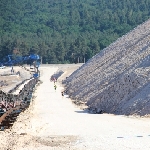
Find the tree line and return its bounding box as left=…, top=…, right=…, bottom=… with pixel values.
left=0, top=0, right=150, bottom=63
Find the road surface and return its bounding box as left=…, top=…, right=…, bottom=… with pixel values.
left=1, top=65, right=150, bottom=150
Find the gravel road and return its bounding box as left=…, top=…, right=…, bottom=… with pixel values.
left=1, top=65, right=150, bottom=150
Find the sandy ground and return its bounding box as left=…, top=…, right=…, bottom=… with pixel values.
left=1, top=65, right=150, bottom=150
left=0, top=66, right=32, bottom=92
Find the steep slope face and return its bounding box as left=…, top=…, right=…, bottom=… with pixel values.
left=65, top=19, right=150, bottom=116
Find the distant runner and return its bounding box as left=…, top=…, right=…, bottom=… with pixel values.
left=54, top=84, right=57, bottom=91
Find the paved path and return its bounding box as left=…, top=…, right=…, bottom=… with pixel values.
left=8, top=66, right=150, bottom=150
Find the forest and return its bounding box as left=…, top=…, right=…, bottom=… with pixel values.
left=0, top=0, right=150, bottom=63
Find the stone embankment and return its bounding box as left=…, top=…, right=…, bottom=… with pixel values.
left=0, top=66, right=39, bottom=129
left=65, top=19, right=150, bottom=116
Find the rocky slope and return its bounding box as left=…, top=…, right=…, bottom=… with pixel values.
left=65, top=19, right=150, bottom=116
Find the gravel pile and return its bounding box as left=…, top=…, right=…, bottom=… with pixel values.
left=65, top=19, right=150, bottom=116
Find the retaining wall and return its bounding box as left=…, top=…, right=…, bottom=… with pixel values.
left=0, top=78, right=38, bottom=114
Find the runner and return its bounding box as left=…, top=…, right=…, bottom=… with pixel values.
left=54, top=84, right=57, bottom=90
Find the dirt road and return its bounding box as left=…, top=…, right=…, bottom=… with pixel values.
left=1, top=65, right=150, bottom=150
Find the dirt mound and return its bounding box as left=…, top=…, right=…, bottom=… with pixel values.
left=65, top=19, right=150, bottom=116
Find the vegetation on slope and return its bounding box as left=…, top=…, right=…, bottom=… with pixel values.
left=0, top=0, right=150, bottom=63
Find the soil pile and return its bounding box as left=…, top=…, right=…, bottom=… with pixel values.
left=65, top=19, right=150, bottom=116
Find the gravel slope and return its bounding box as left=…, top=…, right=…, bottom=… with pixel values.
left=65, top=19, right=150, bottom=116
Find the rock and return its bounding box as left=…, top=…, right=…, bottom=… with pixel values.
left=65, top=19, right=150, bottom=116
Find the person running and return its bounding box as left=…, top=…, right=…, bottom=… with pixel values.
left=54, top=84, right=57, bottom=91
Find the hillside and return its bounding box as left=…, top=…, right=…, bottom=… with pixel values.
left=65, top=19, right=150, bottom=116
left=0, top=0, right=150, bottom=63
